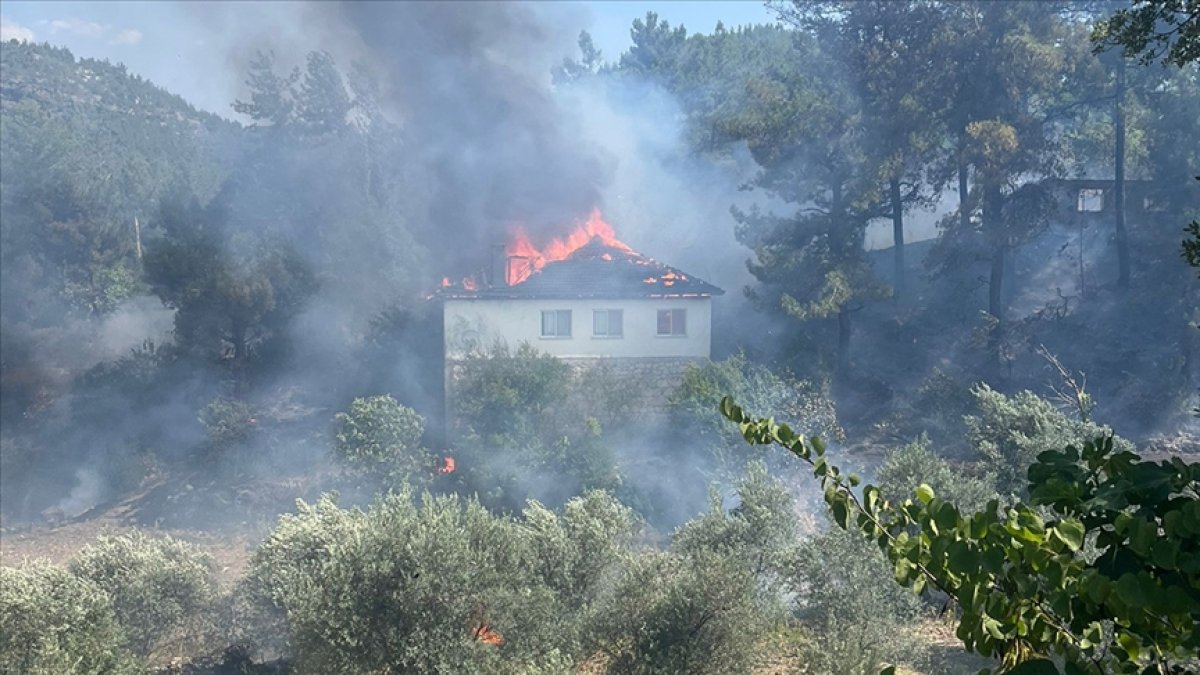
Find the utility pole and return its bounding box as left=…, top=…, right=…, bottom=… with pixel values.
left=1114, top=54, right=1130, bottom=289
left=133, top=216, right=143, bottom=260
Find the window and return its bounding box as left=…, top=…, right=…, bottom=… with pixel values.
left=1077, top=188, right=1104, bottom=212
left=592, top=309, right=623, bottom=338
left=1143, top=194, right=1168, bottom=213
left=656, top=308, right=686, bottom=336
left=541, top=310, right=571, bottom=338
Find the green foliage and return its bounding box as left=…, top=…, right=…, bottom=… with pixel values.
left=877, top=435, right=998, bottom=516
left=0, top=562, right=137, bottom=674
left=451, top=344, right=621, bottom=506
left=673, top=461, right=799, bottom=583
left=1092, top=0, right=1200, bottom=67
left=619, top=12, right=689, bottom=76
left=593, top=464, right=792, bottom=674
left=332, top=395, right=433, bottom=484
left=232, top=51, right=297, bottom=127
left=670, top=354, right=842, bottom=472
left=789, top=525, right=927, bottom=675
left=596, top=549, right=769, bottom=675
left=725, top=397, right=1200, bottom=674
left=144, top=202, right=317, bottom=365
left=965, top=385, right=1133, bottom=496
left=1184, top=177, right=1200, bottom=273
left=293, top=51, right=352, bottom=137
left=69, top=531, right=218, bottom=657
left=520, top=491, right=639, bottom=657
left=453, top=343, right=571, bottom=441
left=0, top=41, right=227, bottom=321
left=248, top=489, right=634, bottom=673
left=248, top=491, right=538, bottom=673
left=199, top=397, right=260, bottom=451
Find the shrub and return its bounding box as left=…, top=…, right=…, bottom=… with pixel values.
left=0, top=562, right=137, bottom=674
left=199, top=397, right=259, bottom=450
left=596, top=549, right=769, bottom=674
left=670, top=354, right=842, bottom=473
left=332, top=394, right=432, bottom=484
left=450, top=344, right=622, bottom=508
left=965, top=384, right=1133, bottom=494
left=69, top=531, right=218, bottom=657
left=595, top=463, right=793, bottom=674
left=521, top=490, right=640, bottom=657
left=789, top=524, right=927, bottom=675
left=876, top=434, right=997, bottom=514
left=247, top=491, right=568, bottom=673
left=452, top=343, right=571, bottom=443
left=673, top=461, right=799, bottom=582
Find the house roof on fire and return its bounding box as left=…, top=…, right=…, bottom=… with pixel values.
left=437, top=237, right=725, bottom=300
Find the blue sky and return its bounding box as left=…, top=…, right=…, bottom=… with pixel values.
left=0, top=1, right=776, bottom=118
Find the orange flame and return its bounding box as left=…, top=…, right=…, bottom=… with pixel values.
left=441, top=276, right=452, bottom=288
left=462, top=277, right=478, bottom=292
left=474, top=623, right=504, bottom=646
left=438, top=456, right=456, bottom=474
left=505, top=209, right=634, bottom=285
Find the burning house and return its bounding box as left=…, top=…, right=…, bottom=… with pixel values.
left=434, top=210, right=724, bottom=420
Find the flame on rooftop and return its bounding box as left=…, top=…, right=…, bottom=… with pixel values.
left=504, top=208, right=634, bottom=286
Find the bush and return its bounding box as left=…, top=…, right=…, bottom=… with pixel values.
left=789, top=524, right=928, bottom=675
left=332, top=394, right=432, bottom=484
left=452, top=343, right=571, bottom=443
left=199, top=397, right=259, bottom=451
left=673, top=461, right=799, bottom=582
left=670, top=354, right=842, bottom=473
left=0, top=562, right=137, bottom=674
left=596, top=549, right=770, bottom=674
left=876, top=435, right=997, bottom=514
left=595, top=463, right=793, bottom=674
left=965, top=385, right=1133, bottom=494
left=521, top=490, right=640, bottom=657
left=247, top=490, right=576, bottom=673
left=450, top=344, right=622, bottom=508
left=69, top=531, right=218, bottom=657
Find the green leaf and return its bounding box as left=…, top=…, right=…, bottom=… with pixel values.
left=916, top=483, right=935, bottom=505
left=1053, top=518, right=1085, bottom=551
left=1116, top=631, right=1141, bottom=660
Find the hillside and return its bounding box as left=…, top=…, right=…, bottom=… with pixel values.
left=0, top=40, right=234, bottom=135
left=0, top=41, right=235, bottom=451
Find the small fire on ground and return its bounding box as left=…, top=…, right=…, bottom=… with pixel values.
left=473, top=622, right=504, bottom=646
left=438, top=456, right=456, bottom=474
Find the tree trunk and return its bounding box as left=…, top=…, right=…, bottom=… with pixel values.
left=1114, top=55, right=1130, bottom=289
left=958, top=155, right=970, bottom=232
left=832, top=178, right=851, bottom=375
left=990, top=247, right=1006, bottom=322
left=837, top=307, right=851, bottom=373
left=984, top=185, right=1006, bottom=322
left=231, top=318, right=247, bottom=362
left=890, top=176, right=906, bottom=302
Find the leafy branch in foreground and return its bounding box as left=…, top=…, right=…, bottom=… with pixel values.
left=720, top=396, right=1200, bottom=675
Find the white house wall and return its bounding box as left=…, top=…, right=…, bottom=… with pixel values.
left=443, top=297, right=712, bottom=359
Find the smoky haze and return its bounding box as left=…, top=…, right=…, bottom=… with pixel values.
left=327, top=1, right=611, bottom=271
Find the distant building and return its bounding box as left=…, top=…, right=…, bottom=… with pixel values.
left=1045, top=178, right=1175, bottom=228
left=434, top=236, right=724, bottom=422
